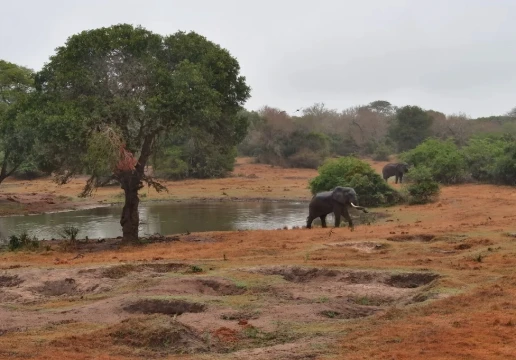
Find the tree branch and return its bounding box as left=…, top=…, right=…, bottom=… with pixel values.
left=142, top=174, right=168, bottom=193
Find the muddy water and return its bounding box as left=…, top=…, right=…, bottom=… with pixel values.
left=0, top=201, right=310, bottom=241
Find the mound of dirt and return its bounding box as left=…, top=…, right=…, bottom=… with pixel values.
left=386, top=234, right=436, bottom=242
left=255, top=266, right=340, bottom=283
left=123, top=299, right=206, bottom=315
left=101, top=262, right=188, bottom=279
left=102, top=315, right=210, bottom=353
left=385, top=273, right=439, bottom=288
left=35, top=278, right=78, bottom=296
left=196, top=279, right=246, bottom=296
left=0, top=275, right=23, bottom=287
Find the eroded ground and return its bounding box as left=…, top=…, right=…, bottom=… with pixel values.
left=1, top=158, right=516, bottom=359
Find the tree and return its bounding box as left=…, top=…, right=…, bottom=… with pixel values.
left=33, top=24, right=251, bottom=242
left=0, top=60, right=36, bottom=185
left=506, top=106, right=516, bottom=119
left=388, top=105, right=433, bottom=152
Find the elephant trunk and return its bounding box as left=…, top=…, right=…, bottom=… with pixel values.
left=350, top=202, right=369, bottom=213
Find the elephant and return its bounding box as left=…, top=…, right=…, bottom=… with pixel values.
left=382, top=162, right=409, bottom=184
left=306, top=186, right=368, bottom=230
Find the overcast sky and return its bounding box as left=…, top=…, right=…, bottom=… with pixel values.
left=1, top=0, right=514, bottom=118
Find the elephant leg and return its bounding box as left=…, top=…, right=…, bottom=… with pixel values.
left=333, top=208, right=341, bottom=228
left=306, top=215, right=315, bottom=229
left=320, top=215, right=327, bottom=228
left=395, top=174, right=399, bottom=184
left=399, top=173, right=403, bottom=184
left=342, top=208, right=354, bottom=231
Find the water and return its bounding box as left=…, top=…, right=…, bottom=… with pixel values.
left=0, top=201, right=311, bottom=241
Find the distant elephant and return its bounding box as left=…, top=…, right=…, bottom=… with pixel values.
left=382, top=162, right=409, bottom=184
left=306, top=186, right=368, bottom=230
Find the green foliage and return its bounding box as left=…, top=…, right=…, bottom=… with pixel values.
left=33, top=24, right=250, bottom=187
left=493, top=141, right=516, bottom=185
left=308, top=157, right=401, bottom=207
left=8, top=231, right=39, bottom=251
left=0, top=60, right=37, bottom=185
left=403, top=166, right=440, bottom=205
left=153, top=126, right=240, bottom=180
left=389, top=105, right=433, bottom=152
left=400, top=138, right=467, bottom=184
left=461, top=135, right=507, bottom=182
left=372, top=143, right=392, bottom=161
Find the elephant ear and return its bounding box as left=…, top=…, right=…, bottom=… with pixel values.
left=331, top=189, right=347, bottom=204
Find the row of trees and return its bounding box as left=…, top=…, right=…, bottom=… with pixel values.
left=238, top=102, right=516, bottom=169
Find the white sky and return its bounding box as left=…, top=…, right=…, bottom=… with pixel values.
left=1, top=0, right=515, bottom=118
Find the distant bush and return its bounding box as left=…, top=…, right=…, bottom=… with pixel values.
left=372, top=144, right=392, bottom=161
left=308, top=156, right=401, bottom=207
left=8, top=231, right=39, bottom=251
left=400, top=138, right=467, bottom=184
left=461, top=135, right=507, bottom=183
left=403, top=166, right=440, bottom=205
left=493, top=141, right=516, bottom=185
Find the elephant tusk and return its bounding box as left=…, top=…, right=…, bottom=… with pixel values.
left=350, top=202, right=369, bottom=213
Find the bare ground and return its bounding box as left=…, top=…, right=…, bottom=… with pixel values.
left=0, top=157, right=516, bottom=359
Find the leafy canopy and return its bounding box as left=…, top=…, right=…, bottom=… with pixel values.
left=0, top=60, right=37, bottom=183
left=33, top=24, right=251, bottom=193
left=389, top=105, right=433, bottom=152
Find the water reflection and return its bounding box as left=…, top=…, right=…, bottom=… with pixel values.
left=0, top=201, right=309, bottom=241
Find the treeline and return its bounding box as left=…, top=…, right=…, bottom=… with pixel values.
left=3, top=56, right=516, bottom=184
left=238, top=101, right=516, bottom=169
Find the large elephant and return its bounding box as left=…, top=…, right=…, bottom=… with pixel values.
left=306, top=186, right=368, bottom=230
left=382, top=162, right=409, bottom=184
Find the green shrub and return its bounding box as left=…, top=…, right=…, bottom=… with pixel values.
left=308, top=156, right=401, bottom=207
left=8, top=231, right=39, bottom=251
left=400, top=138, right=467, bottom=184
left=403, top=166, right=440, bottom=204
left=372, top=144, right=392, bottom=161
left=153, top=146, right=189, bottom=180
left=462, top=135, right=507, bottom=182
left=493, top=142, right=516, bottom=185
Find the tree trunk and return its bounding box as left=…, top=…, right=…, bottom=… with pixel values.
left=119, top=171, right=144, bottom=243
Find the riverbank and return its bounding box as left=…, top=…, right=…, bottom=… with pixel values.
left=0, top=157, right=334, bottom=217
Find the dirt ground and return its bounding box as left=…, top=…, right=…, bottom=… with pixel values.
left=1, top=157, right=516, bottom=359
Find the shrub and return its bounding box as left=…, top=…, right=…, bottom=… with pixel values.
left=308, top=156, right=401, bottom=207
left=287, top=148, right=326, bottom=169
left=8, top=231, right=39, bottom=251
left=400, top=138, right=467, bottom=184
left=493, top=142, right=516, bottom=185
left=403, top=166, right=440, bottom=205
left=461, top=135, right=507, bottom=182
left=372, top=144, right=392, bottom=161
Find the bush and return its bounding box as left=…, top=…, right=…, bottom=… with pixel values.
left=308, top=156, right=401, bottom=207
left=287, top=148, right=326, bottom=169
left=461, top=135, right=506, bottom=182
left=493, top=142, right=516, bottom=185
left=400, top=138, right=467, bottom=184
left=8, top=231, right=39, bottom=251
left=403, top=166, right=440, bottom=204
left=372, top=144, right=392, bottom=161
left=153, top=146, right=189, bottom=180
